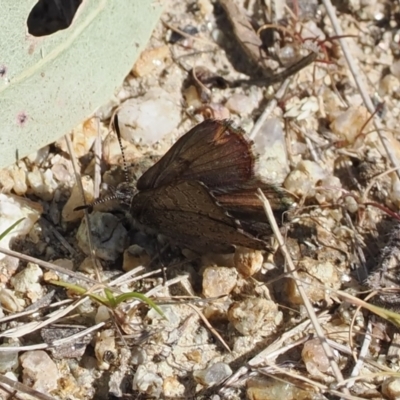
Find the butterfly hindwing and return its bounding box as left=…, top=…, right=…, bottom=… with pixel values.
left=131, top=180, right=267, bottom=253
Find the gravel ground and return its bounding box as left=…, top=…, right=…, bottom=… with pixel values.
left=2, top=0, right=400, bottom=399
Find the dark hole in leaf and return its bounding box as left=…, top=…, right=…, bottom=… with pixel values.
left=0, top=65, right=7, bottom=77
left=27, top=0, right=83, bottom=37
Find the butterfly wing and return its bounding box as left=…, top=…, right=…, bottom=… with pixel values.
left=131, top=180, right=268, bottom=253
left=212, top=181, right=294, bottom=238
left=137, top=119, right=255, bottom=191
left=214, top=180, right=294, bottom=213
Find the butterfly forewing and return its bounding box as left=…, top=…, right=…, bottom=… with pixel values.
left=137, top=120, right=255, bottom=191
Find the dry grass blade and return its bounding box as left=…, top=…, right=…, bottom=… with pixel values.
left=260, top=365, right=369, bottom=400
left=256, top=188, right=348, bottom=395
left=0, top=297, right=88, bottom=338
left=220, top=313, right=331, bottom=395
left=187, top=303, right=231, bottom=353
left=248, top=312, right=331, bottom=367
left=0, top=246, right=97, bottom=284
left=249, top=78, right=291, bottom=140
left=64, top=132, right=102, bottom=281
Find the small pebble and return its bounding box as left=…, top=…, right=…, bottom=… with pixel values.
left=382, top=377, right=400, bottom=399
left=379, top=74, right=400, bottom=97
left=253, top=118, right=290, bottom=183
left=315, top=176, right=342, bottom=204
left=26, top=146, right=50, bottom=166
left=228, top=298, right=281, bottom=336
left=285, top=257, right=340, bottom=305
left=123, top=244, right=151, bottom=272
left=344, top=196, right=358, bottom=214
left=95, top=329, right=117, bottom=370
left=0, top=169, right=14, bottom=193
left=20, top=350, right=59, bottom=394
left=202, top=266, right=237, bottom=297
left=130, top=346, right=147, bottom=365
left=284, top=96, right=319, bottom=120
left=27, top=167, right=58, bottom=201
left=193, top=362, right=232, bottom=386
left=53, top=258, right=74, bottom=271
left=203, top=300, right=230, bottom=324
left=183, top=85, right=203, bottom=109
left=109, top=368, right=130, bottom=398
left=185, top=349, right=204, bottom=364
left=51, top=155, right=74, bottom=185
left=132, top=45, right=170, bottom=77
left=284, top=169, right=313, bottom=197
left=9, top=165, right=27, bottom=195
left=55, top=118, right=98, bottom=158
left=297, top=160, right=326, bottom=182
left=247, top=375, right=320, bottom=400
left=62, top=177, right=94, bottom=222
left=284, top=160, right=326, bottom=197
left=76, top=211, right=128, bottom=261
left=0, top=194, right=42, bottom=260
left=0, top=289, right=24, bottom=312
left=302, top=338, right=332, bottom=378
left=0, top=343, right=19, bottom=373
left=10, top=263, right=43, bottom=302
left=330, top=106, right=370, bottom=144
left=234, top=247, right=263, bottom=278
left=95, top=305, right=111, bottom=324
left=163, top=376, right=185, bottom=398
left=117, top=88, right=181, bottom=145
left=132, top=365, right=163, bottom=397
left=102, top=132, right=141, bottom=165
left=225, top=93, right=256, bottom=115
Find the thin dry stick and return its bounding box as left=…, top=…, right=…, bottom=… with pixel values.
left=0, top=297, right=89, bottom=339
left=0, top=343, right=48, bottom=353
left=93, top=115, right=102, bottom=199
left=257, top=189, right=348, bottom=393
left=248, top=313, right=331, bottom=367
left=321, top=0, right=400, bottom=182
left=162, top=20, right=217, bottom=47
left=261, top=365, right=367, bottom=400
left=250, top=78, right=291, bottom=140
left=186, top=303, right=231, bottom=353
left=0, top=374, right=55, bottom=400
left=64, top=133, right=102, bottom=281
left=39, top=217, right=76, bottom=256
left=0, top=298, right=73, bottom=324
left=347, top=319, right=372, bottom=389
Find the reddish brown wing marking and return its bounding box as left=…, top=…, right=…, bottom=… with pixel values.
left=137, top=119, right=255, bottom=191
left=131, top=180, right=267, bottom=253
left=214, top=181, right=294, bottom=214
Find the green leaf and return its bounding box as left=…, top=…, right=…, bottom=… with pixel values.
left=0, top=218, right=25, bottom=240
left=0, top=0, right=164, bottom=168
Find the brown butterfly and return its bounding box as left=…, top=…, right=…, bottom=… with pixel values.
left=114, top=118, right=293, bottom=253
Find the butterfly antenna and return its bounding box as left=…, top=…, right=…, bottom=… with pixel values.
left=113, top=114, right=130, bottom=184
left=74, top=192, right=124, bottom=212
